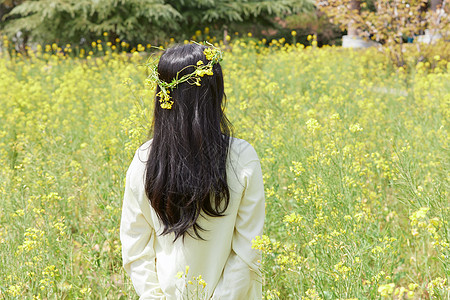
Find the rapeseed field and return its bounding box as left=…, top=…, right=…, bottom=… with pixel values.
left=0, top=37, right=448, bottom=299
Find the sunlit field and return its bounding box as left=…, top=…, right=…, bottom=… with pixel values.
left=0, top=38, right=448, bottom=299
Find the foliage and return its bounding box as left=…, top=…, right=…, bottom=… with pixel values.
left=1, top=0, right=181, bottom=46
left=0, top=0, right=25, bottom=49
left=167, top=0, right=315, bottom=39
left=317, top=0, right=450, bottom=67
left=0, top=0, right=23, bottom=24
left=284, top=10, right=342, bottom=45
left=1, top=0, right=314, bottom=46
left=0, top=36, right=449, bottom=298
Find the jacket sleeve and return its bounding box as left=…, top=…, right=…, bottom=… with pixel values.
left=213, top=158, right=265, bottom=299
left=120, top=155, right=166, bottom=299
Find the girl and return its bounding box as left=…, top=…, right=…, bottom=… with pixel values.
left=120, top=43, right=265, bottom=299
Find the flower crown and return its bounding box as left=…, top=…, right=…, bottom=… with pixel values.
left=145, top=42, right=223, bottom=110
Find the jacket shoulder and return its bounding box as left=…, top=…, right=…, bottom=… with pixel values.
left=229, top=138, right=260, bottom=168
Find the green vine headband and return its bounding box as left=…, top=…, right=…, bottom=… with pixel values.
left=145, top=42, right=223, bottom=110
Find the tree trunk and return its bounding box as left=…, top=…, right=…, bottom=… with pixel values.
left=348, top=0, right=361, bottom=37
left=430, top=0, right=443, bottom=11
left=223, top=26, right=228, bottom=45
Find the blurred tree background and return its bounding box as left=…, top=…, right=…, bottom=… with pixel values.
left=0, top=0, right=317, bottom=47
left=0, top=0, right=448, bottom=63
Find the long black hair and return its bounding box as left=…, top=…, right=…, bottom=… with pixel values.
left=144, top=43, right=233, bottom=241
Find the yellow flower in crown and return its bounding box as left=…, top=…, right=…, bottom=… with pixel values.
left=145, top=42, right=223, bottom=109
left=203, top=48, right=216, bottom=61
left=156, top=90, right=174, bottom=109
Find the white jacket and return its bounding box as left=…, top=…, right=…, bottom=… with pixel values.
left=120, top=138, right=265, bottom=299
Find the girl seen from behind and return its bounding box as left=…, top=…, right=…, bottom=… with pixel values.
left=120, top=43, right=265, bottom=299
